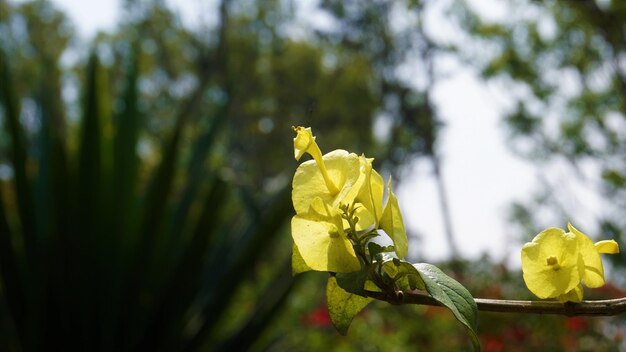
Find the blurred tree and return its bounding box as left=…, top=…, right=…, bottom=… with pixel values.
left=316, top=0, right=460, bottom=256
left=92, top=0, right=459, bottom=255
left=3, top=0, right=626, bottom=350
left=0, top=0, right=455, bottom=350
left=454, top=0, right=626, bottom=267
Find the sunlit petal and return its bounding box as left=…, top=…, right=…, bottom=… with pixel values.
left=291, top=215, right=360, bottom=273
left=595, top=240, right=620, bottom=254
left=380, top=177, right=408, bottom=259
left=558, top=284, right=583, bottom=303
left=568, top=223, right=604, bottom=288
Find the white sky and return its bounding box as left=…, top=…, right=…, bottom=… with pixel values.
left=42, top=0, right=541, bottom=267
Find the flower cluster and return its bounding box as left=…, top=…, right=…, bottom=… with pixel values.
left=521, top=223, right=619, bottom=302
left=290, top=126, right=407, bottom=273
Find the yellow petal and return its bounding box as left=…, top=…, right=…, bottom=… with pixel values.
left=343, top=156, right=385, bottom=231
left=380, top=177, right=408, bottom=259
left=291, top=215, right=360, bottom=273
left=595, top=240, right=620, bottom=254
left=365, top=161, right=384, bottom=224
left=358, top=157, right=384, bottom=222
left=292, top=243, right=312, bottom=275
left=521, top=228, right=579, bottom=299
left=292, top=150, right=361, bottom=215
left=558, top=284, right=583, bottom=303
left=568, top=223, right=605, bottom=288
left=309, top=196, right=346, bottom=233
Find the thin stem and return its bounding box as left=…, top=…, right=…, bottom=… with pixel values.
left=431, top=154, right=459, bottom=258
left=365, top=290, right=626, bottom=316
left=310, top=145, right=339, bottom=195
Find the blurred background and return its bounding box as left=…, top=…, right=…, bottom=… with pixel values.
left=1, top=0, right=626, bottom=350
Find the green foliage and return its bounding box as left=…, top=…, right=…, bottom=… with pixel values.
left=0, top=29, right=295, bottom=352
left=0, top=0, right=491, bottom=350
left=290, top=125, right=479, bottom=349
left=454, top=0, right=626, bottom=252
left=263, top=258, right=624, bottom=351
left=311, top=208, right=479, bottom=349
left=1, top=0, right=441, bottom=347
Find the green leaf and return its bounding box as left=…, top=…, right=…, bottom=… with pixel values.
left=78, top=50, right=106, bottom=231
left=0, top=48, right=37, bottom=258
left=136, top=178, right=229, bottom=350
left=112, top=46, right=141, bottom=239
left=326, top=276, right=373, bottom=335
left=381, top=259, right=425, bottom=292
left=367, top=242, right=395, bottom=261
left=189, top=188, right=293, bottom=348
left=214, top=261, right=297, bottom=352
left=335, top=268, right=369, bottom=297
left=414, top=263, right=480, bottom=351
left=0, top=185, right=25, bottom=343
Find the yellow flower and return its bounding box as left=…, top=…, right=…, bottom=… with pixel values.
left=290, top=126, right=410, bottom=270
left=521, top=224, right=620, bottom=302
left=292, top=128, right=384, bottom=232
left=521, top=228, right=580, bottom=299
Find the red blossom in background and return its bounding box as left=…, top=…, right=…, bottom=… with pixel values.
left=481, top=335, right=504, bottom=352
left=504, top=325, right=528, bottom=343
left=565, top=317, right=587, bottom=332
left=302, top=303, right=331, bottom=327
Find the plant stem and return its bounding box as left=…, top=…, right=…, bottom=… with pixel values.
left=365, top=290, right=626, bottom=316
left=431, top=154, right=459, bottom=258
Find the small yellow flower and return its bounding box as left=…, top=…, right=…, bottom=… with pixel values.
left=521, top=224, right=620, bottom=302
left=521, top=228, right=580, bottom=299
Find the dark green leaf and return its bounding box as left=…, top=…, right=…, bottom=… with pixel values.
left=185, top=187, right=292, bottom=351
left=380, top=259, right=425, bottom=292
left=214, top=261, right=298, bottom=351
left=336, top=268, right=369, bottom=297
left=414, top=263, right=480, bottom=351
left=136, top=178, right=228, bottom=350
left=111, top=46, right=141, bottom=239
left=0, top=48, right=36, bottom=258
left=367, top=242, right=395, bottom=261
left=78, top=50, right=106, bottom=231
left=0, top=185, right=25, bottom=343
